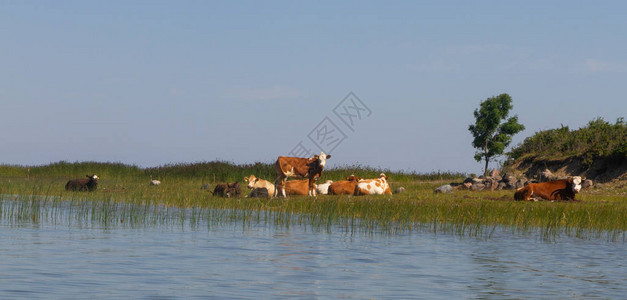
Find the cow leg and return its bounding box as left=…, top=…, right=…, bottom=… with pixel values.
left=274, top=175, right=287, bottom=197
left=274, top=175, right=283, bottom=197
left=281, top=178, right=287, bottom=197
left=308, top=178, right=316, bottom=197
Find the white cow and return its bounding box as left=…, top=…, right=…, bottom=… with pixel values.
left=316, top=180, right=333, bottom=195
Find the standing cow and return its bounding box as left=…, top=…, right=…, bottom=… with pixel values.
left=274, top=152, right=331, bottom=197
left=65, top=174, right=99, bottom=192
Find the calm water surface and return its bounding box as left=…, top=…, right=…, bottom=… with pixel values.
left=1, top=199, right=625, bottom=299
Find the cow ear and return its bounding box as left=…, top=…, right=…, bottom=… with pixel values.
left=326, top=155, right=331, bottom=159
left=313, top=155, right=319, bottom=160
left=244, top=177, right=248, bottom=181
left=86, top=175, right=90, bottom=178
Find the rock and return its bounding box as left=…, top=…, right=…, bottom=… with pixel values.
left=462, top=182, right=472, bottom=189
left=471, top=177, right=483, bottom=184
left=582, top=179, right=594, bottom=189
left=489, top=169, right=500, bottom=178
left=434, top=185, right=453, bottom=194
left=470, top=183, right=485, bottom=191
left=503, top=175, right=517, bottom=184
left=394, top=187, right=406, bottom=194
left=540, top=169, right=557, bottom=182
left=200, top=183, right=211, bottom=190
left=463, top=177, right=474, bottom=184
left=515, top=178, right=528, bottom=189
left=484, top=178, right=499, bottom=190
left=497, top=182, right=507, bottom=190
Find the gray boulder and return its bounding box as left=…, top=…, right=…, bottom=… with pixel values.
left=503, top=175, right=517, bottom=184
left=434, top=185, right=453, bottom=194
left=515, top=178, right=528, bottom=189
left=394, top=187, right=406, bottom=194
left=470, top=183, right=485, bottom=191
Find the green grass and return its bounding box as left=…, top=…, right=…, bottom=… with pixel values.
left=1, top=161, right=626, bottom=241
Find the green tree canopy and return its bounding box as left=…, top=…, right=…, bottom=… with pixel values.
left=468, top=93, right=525, bottom=176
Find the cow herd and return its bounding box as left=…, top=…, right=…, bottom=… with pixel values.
left=63, top=152, right=585, bottom=201
left=241, top=152, right=392, bottom=198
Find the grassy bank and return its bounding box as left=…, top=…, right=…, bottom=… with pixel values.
left=1, top=161, right=626, bottom=240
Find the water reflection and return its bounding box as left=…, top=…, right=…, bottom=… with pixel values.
left=1, top=198, right=626, bottom=298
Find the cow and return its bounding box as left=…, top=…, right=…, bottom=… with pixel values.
left=274, top=152, right=331, bottom=197
left=212, top=181, right=241, bottom=198
left=328, top=175, right=362, bottom=195
left=65, top=174, right=99, bottom=192
left=244, top=175, right=276, bottom=198
left=354, top=173, right=392, bottom=195
left=150, top=175, right=161, bottom=186
left=514, top=176, right=582, bottom=201
left=316, top=180, right=333, bottom=195
left=283, top=179, right=317, bottom=196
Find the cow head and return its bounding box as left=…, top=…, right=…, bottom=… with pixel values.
left=244, top=175, right=258, bottom=189
left=379, top=173, right=388, bottom=180
left=313, top=152, right=331, bottom=168
left=346, top=175, right=362, bottom=182
left=86, top=174, right=99, bottom=181
left=570, top=176, right=582, bottom=193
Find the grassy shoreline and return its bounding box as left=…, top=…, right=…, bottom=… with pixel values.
left=1, top=161, right=626, bottom=240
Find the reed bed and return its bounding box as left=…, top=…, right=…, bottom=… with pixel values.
left=1, top=162, right=626, bottom=241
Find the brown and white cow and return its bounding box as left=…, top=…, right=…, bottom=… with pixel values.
left=274, top=152, right=331, bottom=197
left=244, top=175, right=276, bottom=198
left=284, top=179, right=316, bottom=196
left=514, top=176, right=582, bottom=201
left=354, top=173, right=392, bottom=195
left=327, top=175, right=362, bottom=195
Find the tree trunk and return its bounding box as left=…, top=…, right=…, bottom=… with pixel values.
left=484, top=140, right=490, bottom=177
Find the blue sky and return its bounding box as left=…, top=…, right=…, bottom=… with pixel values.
left=1, top=1, right=626, bottom=173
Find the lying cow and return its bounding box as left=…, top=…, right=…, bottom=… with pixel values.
left=244, top=175, right=276, bottom=198
left=275, top=152, right=331, bottom=197
left=514, top=176, right=582, bottom=201
left=65, top=174, right=99, bottom=192
left=354, top=173, right=392, bottom=195
left=328, top=175, right=362, bottom=195
left=316, top=180, right=333, bottom=195
left=284, top=179, right=317, bottom=196
left=212, top=181, right=241, bottom=198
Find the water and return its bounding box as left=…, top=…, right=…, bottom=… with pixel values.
left=1, top=199, right=626, bottom=299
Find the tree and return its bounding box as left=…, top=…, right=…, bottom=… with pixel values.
left=468, top=93, right=525, bottom=176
